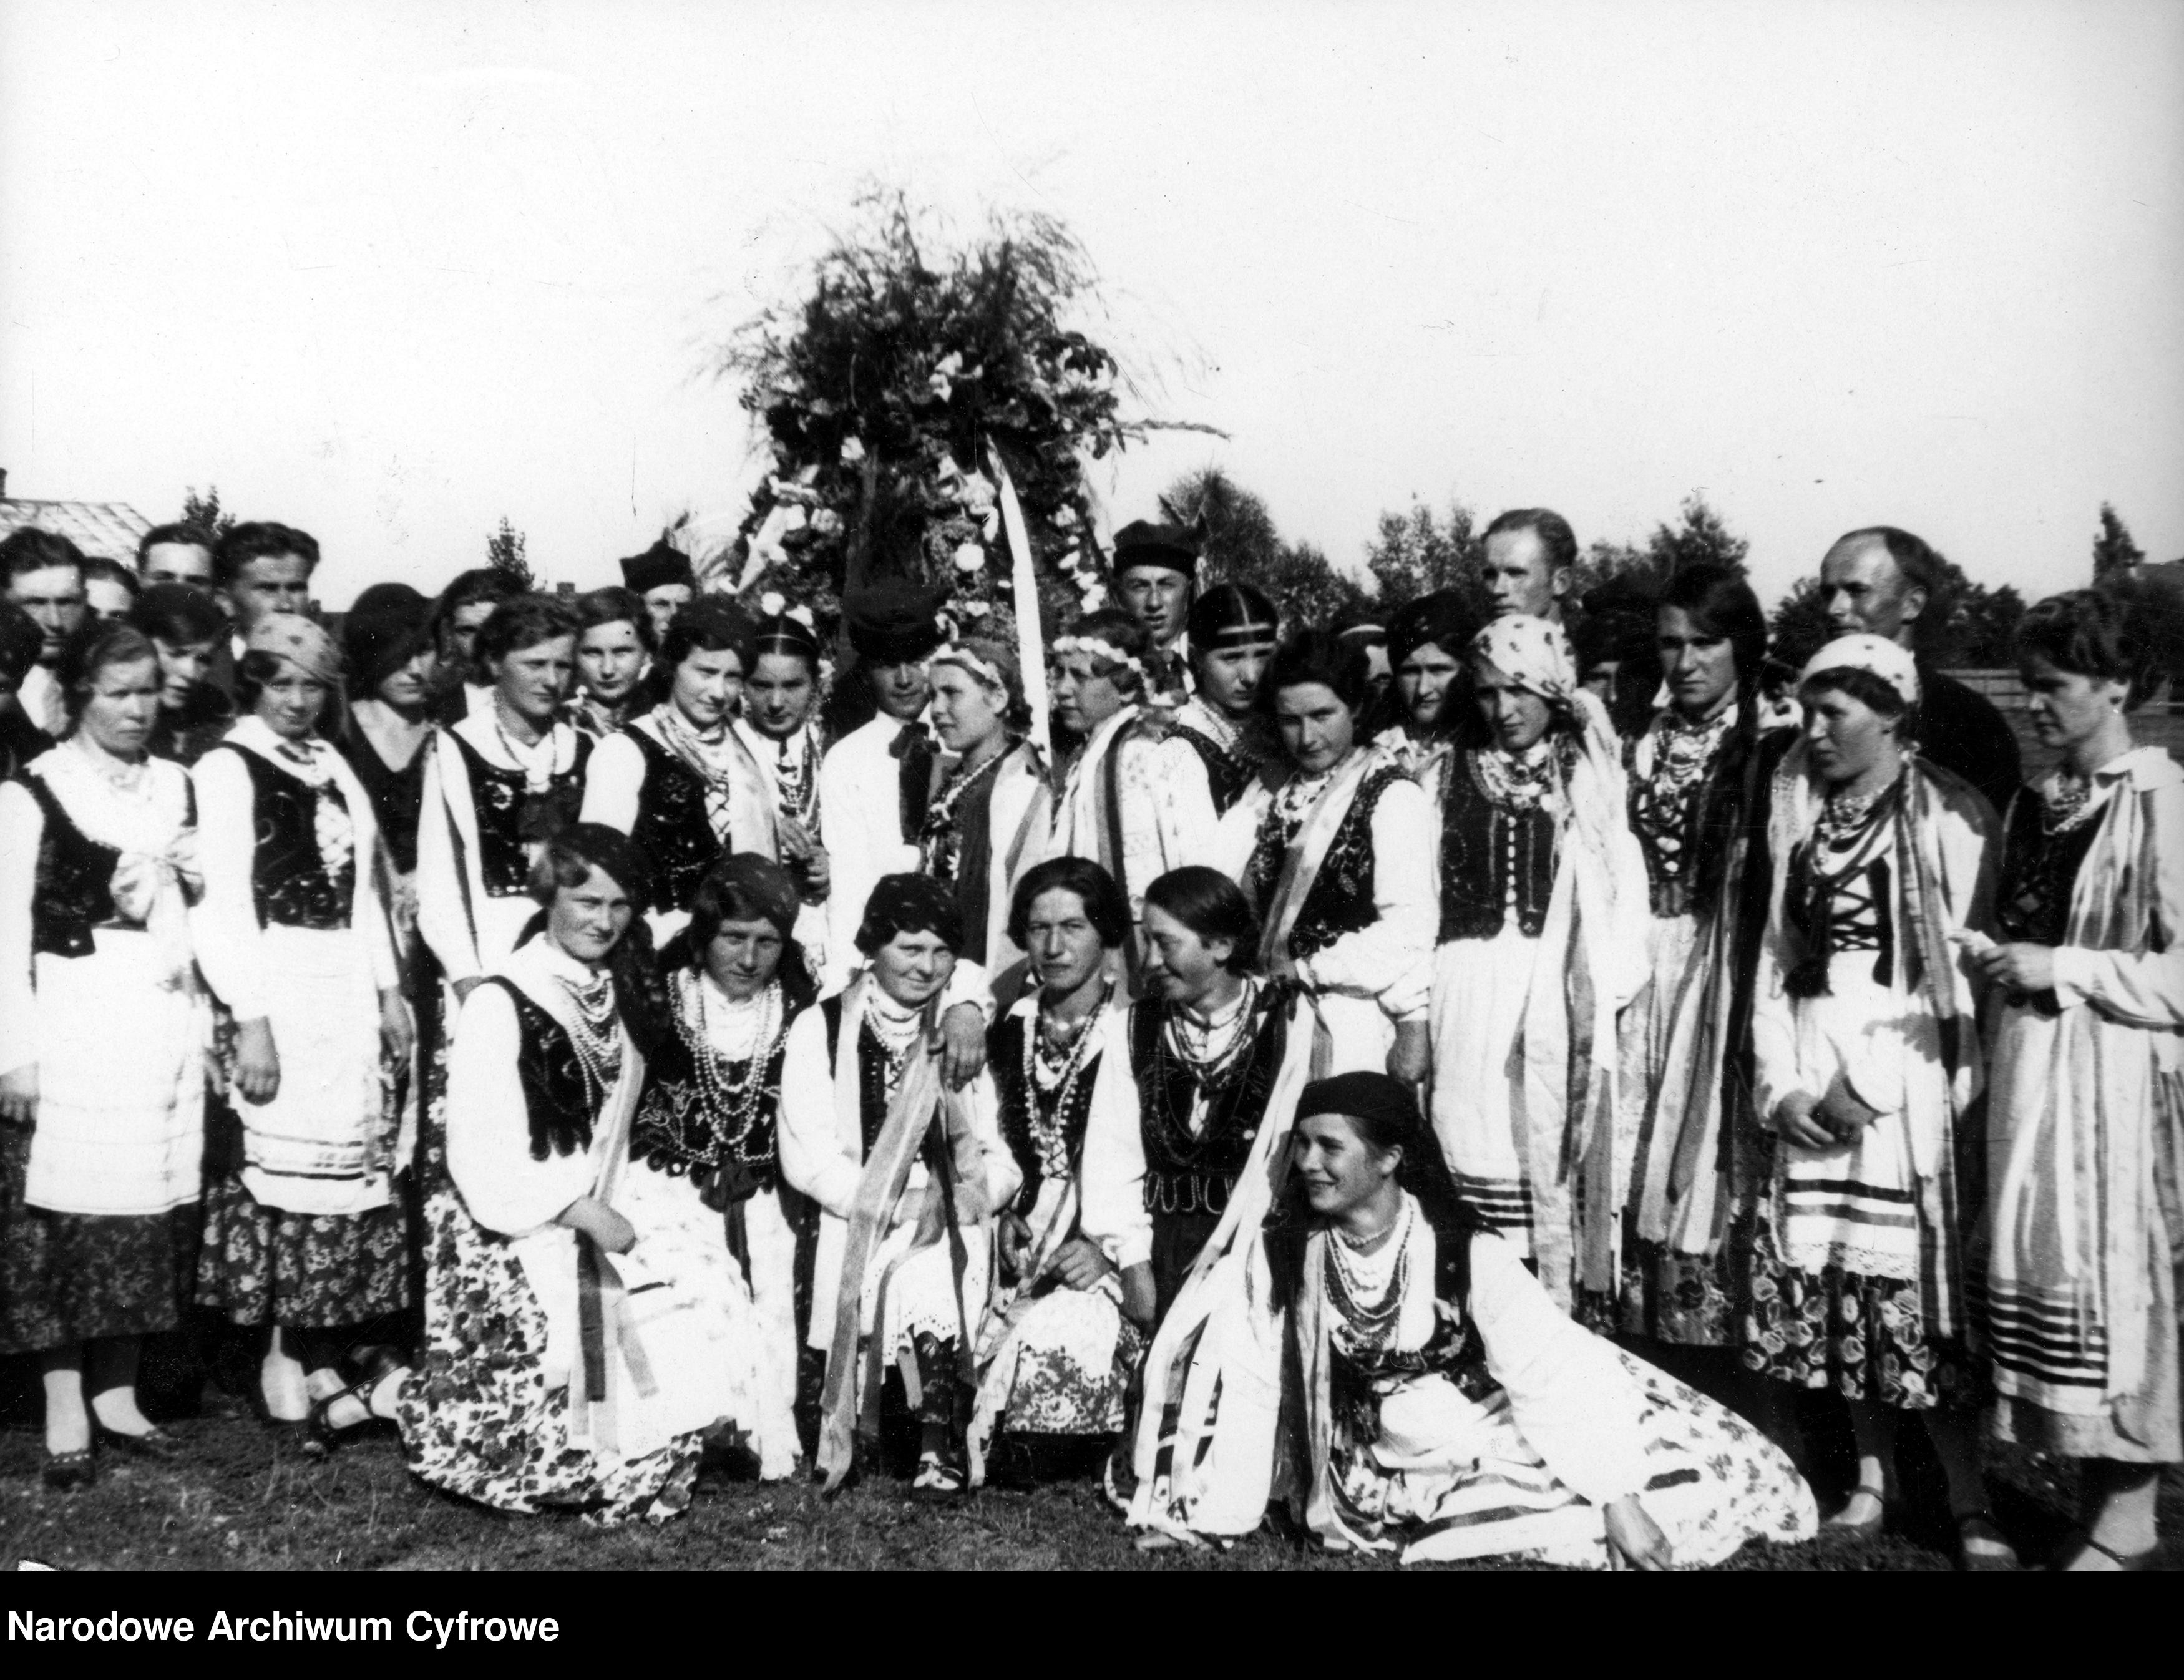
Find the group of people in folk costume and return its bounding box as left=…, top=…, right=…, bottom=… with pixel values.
left=0, top=502, right=2176, bottom=1571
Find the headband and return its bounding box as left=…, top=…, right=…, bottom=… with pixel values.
left=1800, top=633, right=1920, bottom=708
left=1199, top=620, right=1279, bottom=653
left=932, top=642, right=1011, bottom=694
left=1051, top=633, right=1147, bottom=682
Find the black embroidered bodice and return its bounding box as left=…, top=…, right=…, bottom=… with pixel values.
left=990, top=1012, right=1102, bottom=1216
left=1996, top=792, right=2103, bottom=950
left=480, top=977, right=593, bottom=1161
left=1172, top=723, right=1255, bottom=814
left=1436, top=751, right=1561, bottom=942
left=627, top=727, right=721, bottom=916
left=20, top=771, right=123, bottom=959
left=215, top=745, right=352, bottom=931
left=1784, top=793, right=1901, bottom=997
left=819, top=996, right=900, bottom=1161
left=1130, top=984, right=1290, bottom=1219
left=1248, top=766, right=1405, bottom=960
left=632, top=987, right=792, bottom=1196
left=1626, top=718, right=1736, bottom=919
left=451, top=730, right=592, bottom=898
left=1330, top=1304, right=1494, bottom=1447
left=341, top=731, right=427, bottom=875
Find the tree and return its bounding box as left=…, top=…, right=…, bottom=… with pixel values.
left=179, top=486, right=238, bottom=542
left=1158, top=466, right=1370, bottom=630
left=1769, top=577, right=1832, bottom=671
left=716, top=188, right=1214, bottom=645
left=487, top=517, right=534, bottom=592
left=1363, top=500, right=1488, bottom=615
left=2092, top=502, right=2145, bottom=579
left=1955, top=581, right=2027, bottom=667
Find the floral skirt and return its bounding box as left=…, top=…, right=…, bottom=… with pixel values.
left=1328, top=1349, right=1817, bottom=1568
left=1, top=1116, right=198, bottom=1354
left=966, top=1277, right=1146, bottom=1481
left=1739, top=1218, right=1981, bottom=1411
left=398, top=1188, right=700, bottom=1524
left=195, top=1168, right=409, bottom=1331
left=1620, top=1237, right=1738, bottom=1349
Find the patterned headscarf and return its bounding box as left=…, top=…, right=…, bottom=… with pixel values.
left=246, top=615, right=344, bottom=687
left=1800, top=633, right=1921, bottom=708
left=1470, top=612, right=1578, bottom=705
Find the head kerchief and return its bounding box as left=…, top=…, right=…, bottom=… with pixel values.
left=1800, top=633, right=1921, bottom=708
left=246, top=615, right=343, bottom=686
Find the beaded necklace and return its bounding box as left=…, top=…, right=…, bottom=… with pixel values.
left=684, top=974, right=785, bottom=1162
left=1021, top=982, right=1111, bottom=1178
left=552, top=963, right=624, bottom=1107
left=1161, top=977, right=1259, bottom=1091
left=919, top=745, right=1008, bottom=882
left=1325, top=1196, right=1414, bottom=1354
left=1473, top=737, right=1558, bottom=812
left=862, top=986, right=927, bottom=1083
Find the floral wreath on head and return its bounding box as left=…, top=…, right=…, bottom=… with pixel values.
left=1050, top=633, right=1148, bottom=683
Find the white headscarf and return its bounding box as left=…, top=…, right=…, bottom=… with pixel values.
left=1800, top=633, right=1920, bottom=708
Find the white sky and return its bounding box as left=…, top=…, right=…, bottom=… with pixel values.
left=2, top=0, right=2179, bottom=614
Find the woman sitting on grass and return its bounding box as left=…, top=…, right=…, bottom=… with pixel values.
left=1275, top=1072, right=1816, bottom=1568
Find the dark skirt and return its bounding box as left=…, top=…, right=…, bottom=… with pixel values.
left=0, top=1125, right=198, bottom=1355
left=195, top=1169, right=410, bottom=1330
left=1620, top=1234, right=1738, bottom=1348
left=1150, top=1210, right=1222, bottom=1324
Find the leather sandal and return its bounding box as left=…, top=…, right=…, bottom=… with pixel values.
left=1823, top=1482, right=1893, bottom=1540
left=42, top=1447, right=95, bottom=1492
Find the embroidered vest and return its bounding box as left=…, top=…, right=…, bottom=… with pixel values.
left=1436, top=753, right=1561, bottom=942
left=1250, top=766, right=1405, bottom=961
left=20, top=772, right=122, bottom=959
left=451, top=731, right=592, bottom=899
left=479, top=977, right=594, bottom=1161
left=631, top=1002, right=792, bottom=1194
left=819, top=996, right=893, bottom=1160
left=1172, top=723, right=1254, bottom=814
left=989, top=1012, right=1101, bottom=1215
left=627, top=727, right=721, bottom=916
left=217, top=745, right=353, bottom=931
left=1129, top=986, right=1290, bottom=1218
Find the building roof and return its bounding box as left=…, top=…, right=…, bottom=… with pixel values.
left=0, top=497, right=153, bottom=565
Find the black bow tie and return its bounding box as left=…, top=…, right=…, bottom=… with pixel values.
left=887, top=721, right=935, bottom=761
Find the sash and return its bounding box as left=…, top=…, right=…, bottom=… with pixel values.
left=1257, top=750, right=1379, bottom=977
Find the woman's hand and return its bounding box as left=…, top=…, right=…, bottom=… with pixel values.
left=997, top=1212, right=1033, bottom=1284
left=1770, top=1092, right=1836, bottom=1151
left=560, top=1195, right=637, bottom=1254
left=938, top=1002, right=988, bottom=1089
left=1815, top=1072, right=1881, bottom=1141
left=1387, top=1018, right=1430, bottom=1085
left=1974, top=941, right=2057, bottom=995
left=233, top=1017, right=282, bottom=1105
left=1603, top=1496, right=1673, bottom=1571
left=1045, top=1236, right=1117, bottom=1294
left=379, top=988, right=415, bottom=1066
left=1118, top=1261, right=1158, bottom=1329
left=0, top=1065, right=37, bottom=1126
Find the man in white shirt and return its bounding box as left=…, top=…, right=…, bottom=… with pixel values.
left=818, top=577, right=947, bottom=988
left=1, top=527, right=89, bottom=738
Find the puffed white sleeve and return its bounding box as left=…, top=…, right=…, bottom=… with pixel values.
left=188, top=747, right=271, bottom=1021
left=344, top=774, right=400, bottom=995
left=2052, top=787, right=2184, bottom=1026
left=1077, top=1024, right=1152, bottom=1271
left=819, top=738, right=874, bottom=983
left=1468, top=1231, right=1649, bottom=1507
left=444, top=983, right=589, bottom=1235
left=1292, top=776, right=1436, bottom=1022
left=578, top=731, right=646, bottom=834
left=414, top=736, right=483, bottom=985
left=776, top=1004, right=862, bottom=1218
left=0, top=781, right=42, bottom=1077
left=1748, top=885, right=1816, bottom=1128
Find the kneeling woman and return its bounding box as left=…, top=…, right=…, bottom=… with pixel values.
left=778, top=874, right=1018, bottom=1500
left=1279, top=1072, right=1816, bottom=1568
left=967, top=857, right=1154, bottom=1485
left=400, top=825, right=767, bottom=1523
left=631, top=852, right=814, bottom=1478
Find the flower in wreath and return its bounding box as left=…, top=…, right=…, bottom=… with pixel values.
left=953, top=542, right=987, bottom=574
left=840, top=435, right=867, bottom=465
left=760, top=590, right=787, bottom=617
left=957, top=469, right=997, bottom=514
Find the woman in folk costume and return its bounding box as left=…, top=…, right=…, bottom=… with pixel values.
left=399, top=824, right=768, bottom=1523
left=1246, top=629, right=1437, bottom=1079
left=190, top=617, right=412, bottom=1450
left=733, top=606, right=833, bottom=970
left=1743, top=634, right=2011, bottom=1567
left=128, top=582, right=235, bottom=768
left=0, top=621, right=210, bottom=1488
left=1121, top=866, right=1321, bottom=1545
left=819, top=579, right=947, bottom=992
left=1046, top=607, right=1211, bottom=924
left=415, top=593, right=592, bottom=1011
left=1375, top=590, right=1479, bottom=780
left=1619, top=566, right=1788, bottom=1362
left=1972, top=588, right=2184, bottom=1571
left=967, top=859, right=1154, bottom=1486
left=1275, top=1072, right=1815, bottom=1568
left=777, top=874, right=1018, bottom=1502
left=630, top=853, right=816, bottom=1478
left=568, top=587, right=659, bottom=742
left=582, top=596, right=779, bottom=945
left=1426, top=614, right=1649, bottom=1327
left=919, top=637, right=1048, bottom=982
left=1169, top=583, right=1282, bottom=819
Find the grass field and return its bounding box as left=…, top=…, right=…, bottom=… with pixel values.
left=1, top=1383, right=2175, bottom=1572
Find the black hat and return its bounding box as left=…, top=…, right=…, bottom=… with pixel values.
left=343, top=582, right=434, bottom=691
left=843, top=577, right=947, bottom=665
left=1112, top=519, right=1199, bottom=579
left=1295, top=1071, right=1423, bottom=1139
left=619, top=539, right=696, bottom=596
left=1388, top=590, right=1481, bottom=671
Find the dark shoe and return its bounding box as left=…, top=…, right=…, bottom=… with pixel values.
left=42, top=1447, right=95, bottom=1491
left=1954, top=1510, right=2020, bottom=1572
left=92, top=1421, right=181, bottom=1462
left=909, top=1450, right=968, bottom=1505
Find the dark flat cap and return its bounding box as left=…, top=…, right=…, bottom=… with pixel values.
left=844, top=577, right=947, bottom=664
left=620, top=540, right=696, bottom=595
left=1112, top=519, right=1199, bottom=578
left=1388, top=590, right=1481, bottom=670
left=1295, top=1071, right=1425, bottom=1141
